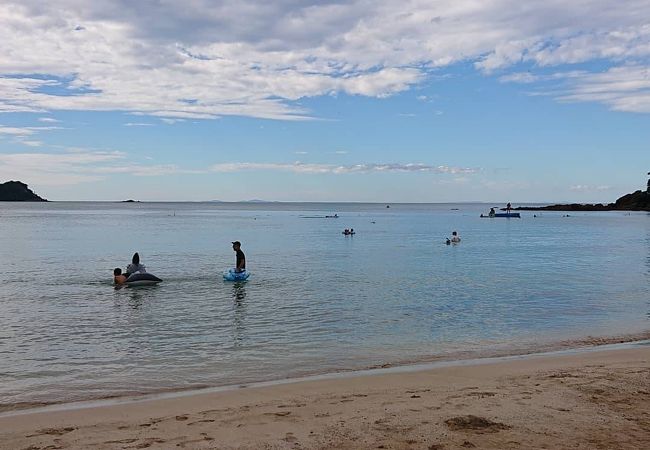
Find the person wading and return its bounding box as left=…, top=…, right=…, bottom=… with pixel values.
left=232, top=241, right=246, bottom=273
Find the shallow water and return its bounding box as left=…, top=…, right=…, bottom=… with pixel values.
left=0, top=202, right=648, bottom=407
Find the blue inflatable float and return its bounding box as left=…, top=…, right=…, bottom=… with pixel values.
left=223, top=268, right=250, bottom=281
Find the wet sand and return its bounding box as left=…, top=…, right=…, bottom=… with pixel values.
left=1, top=345, right=648, bottom=449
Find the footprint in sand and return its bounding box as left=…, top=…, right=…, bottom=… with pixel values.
left=283, top=432, right=298, bottom=443
left=104, top=438, right=138, bottom=444
left=176, top=436, right=215, bottom=447
left=187, top=419, right=216, bottom=425
left=133, top=438, right=166, bottom=448
left=28, top=427, right=76, bottom=437
left=265, top=411, right=291, bottom=417
left=24, top=446, right=64, bottom=450
left=465, top=391, right=497, bottom=398
left=445, top=415, right=510, bottom=433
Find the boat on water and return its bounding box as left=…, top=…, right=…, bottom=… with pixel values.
left=481, top=212, right=521, bottom=218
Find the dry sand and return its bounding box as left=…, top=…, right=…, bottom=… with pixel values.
left=1, top=345, right=648, bottom=449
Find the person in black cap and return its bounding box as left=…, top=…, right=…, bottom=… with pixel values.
left=232, top=241, right=246, bottom=273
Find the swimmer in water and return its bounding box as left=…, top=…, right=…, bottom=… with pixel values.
left=113, top=268, right=128, bottom=285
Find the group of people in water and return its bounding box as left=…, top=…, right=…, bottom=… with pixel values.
left=113, top=252, right=148, bottom=284
left=113, top=201, right=524, bottom=284
left=445, top=231, right=461, bottom=245
left=113, top=242, right=246, bottom=285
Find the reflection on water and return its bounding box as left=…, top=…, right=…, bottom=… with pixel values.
left=0, top=201, right=648, bottom=407
left=232, top=282, right=247, bottom=301
left=232, top=282, right=248, bottom=347
left=113, top=285, right=159, bottom=309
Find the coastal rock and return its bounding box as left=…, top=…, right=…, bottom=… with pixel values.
left=0, top=181, right=47, bottom=201
left=613, top=190, right=650, bottom=210
left=515, top=189, right=650, bottom=212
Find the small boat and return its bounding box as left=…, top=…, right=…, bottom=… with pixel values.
left=481, top=212, right=521, bottom=218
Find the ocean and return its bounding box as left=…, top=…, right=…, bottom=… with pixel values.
left=0, top=201, right=648, bottom=409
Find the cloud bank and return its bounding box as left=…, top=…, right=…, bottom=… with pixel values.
left=0, top=149, right=479, bottom=186
left=0, top=1, right=648, bottom=120
left=210, top=162, right=479, bottom=175
left=0, top=150, right=183, bottom=186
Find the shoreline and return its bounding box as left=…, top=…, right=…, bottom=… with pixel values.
left=2, top=331, right=649, bottom=417
left=1, top=340, right=648, bottom=449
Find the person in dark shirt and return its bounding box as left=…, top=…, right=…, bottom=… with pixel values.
left=232, top=241, right=246, bottom=272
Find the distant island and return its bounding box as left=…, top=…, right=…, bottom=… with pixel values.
left=515, top=181, right=650, bottom=212
left=0, top=181, right=47, bottom=201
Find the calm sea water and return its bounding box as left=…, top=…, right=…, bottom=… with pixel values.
left=0, top=202, right=648, bottom=408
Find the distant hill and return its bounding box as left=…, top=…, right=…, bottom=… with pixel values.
left=515, top=189, right=650, bottom=212
left=0, top=181, right=47, bottom=201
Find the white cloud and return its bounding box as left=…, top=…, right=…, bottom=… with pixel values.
left=499, top=72, right=540, bottom=84
left=556, top=65, right=650, bottom=113
left=38, top=117, right=60, bottom=123
left=0, top=124, right=64, bottom=154
left=19, top=140, right=43, bottom=147
left=569, top=184, right=614, bottom=192
left=160, top=118, right=186, bottom=124
left=124, top=122, right=154, bottom=127
left=0, top=125, right=63, bottom=136
left=0, top=125, right=35, bottom=136
left=0, top=149, right=191, bottom=186
left=209, top=161, right=479, bottom=175
left=0, top=1, right=647, bottom=120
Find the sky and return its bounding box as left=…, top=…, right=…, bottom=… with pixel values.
left=0, top=0, right=648, bottom=202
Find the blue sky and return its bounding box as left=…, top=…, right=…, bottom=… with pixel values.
left=0, top=1, right=648, bottom=202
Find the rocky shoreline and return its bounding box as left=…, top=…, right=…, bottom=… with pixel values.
left=515, top=189, right=650, bottom=212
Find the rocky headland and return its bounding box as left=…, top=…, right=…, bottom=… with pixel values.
left=515, top=189, right=650, bottom=212
left=0, top=181, right=47, bottom=201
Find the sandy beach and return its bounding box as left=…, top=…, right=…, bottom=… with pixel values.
left=1, top=344, right=648, bottom=450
